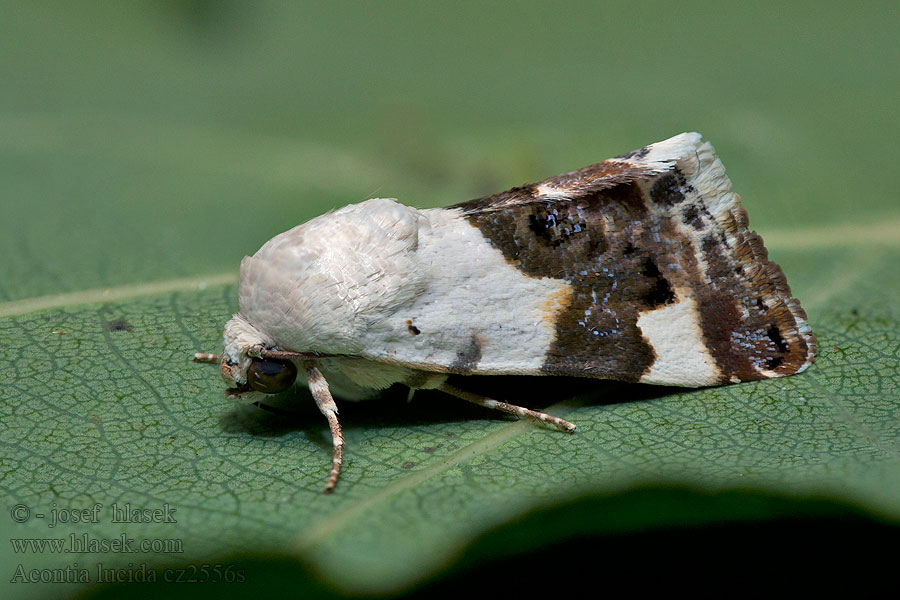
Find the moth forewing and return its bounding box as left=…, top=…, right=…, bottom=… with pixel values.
left=195, top=132, right=816, bottom=492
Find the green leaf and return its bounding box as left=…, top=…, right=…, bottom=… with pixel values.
left=2, top=2, right=899, bottom=598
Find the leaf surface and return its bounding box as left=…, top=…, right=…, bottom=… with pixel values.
left=1, top=2, right=899, bottom=597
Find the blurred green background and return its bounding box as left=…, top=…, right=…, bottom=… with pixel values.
left=1, top=1, right=898, bottom=598
left=2, top=0, right=897, bottom=300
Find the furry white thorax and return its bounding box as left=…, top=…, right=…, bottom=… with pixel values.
left=229, top=198, right=570, bottom=393
left=238, top=198, right=425, bottom=356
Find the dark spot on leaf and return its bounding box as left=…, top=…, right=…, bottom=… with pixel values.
left=401, top=461, right=416, bottom=469
left=106, top=318, right=133, bottom=332
left=422, top=444, right=443, bottom=453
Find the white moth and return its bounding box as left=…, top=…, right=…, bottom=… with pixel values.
left=195, top=133, right=816, bottom=492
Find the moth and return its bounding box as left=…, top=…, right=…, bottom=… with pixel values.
left=194, top=132, right=817, bottom=492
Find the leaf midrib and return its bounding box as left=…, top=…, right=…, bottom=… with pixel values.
left=0, top=273, right=236, bottom=318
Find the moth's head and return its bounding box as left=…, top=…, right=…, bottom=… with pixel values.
left=220, top=313, right=298, bottom=399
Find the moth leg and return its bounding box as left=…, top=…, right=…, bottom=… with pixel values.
left=438, top=383, right=576, bottom=433
left=193, top=352, right=220, bottom=364
left=304, top=362, right=345, bottom=493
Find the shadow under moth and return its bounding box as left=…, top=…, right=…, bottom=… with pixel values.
left=194, top=132, right=817, bottom=492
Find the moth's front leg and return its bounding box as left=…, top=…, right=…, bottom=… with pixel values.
left=304, top=362, right=344, bottom=493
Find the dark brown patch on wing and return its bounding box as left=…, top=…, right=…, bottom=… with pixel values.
left=461, top=181, right=694, bottom=381
left=449, top=335, right=483, bottom=374
left=649, top=170, right=689, bottom=206
left=527, top=203, right=591, bottom=249
left=640, top=257, right=676, bottom=307
left=681, top=204, right=705, bottom=230
left=524, top=201, right=609, bottom=259
left=455, top=160, right=663, bottom=214
left=691, top=225, right=815, bottom=380
left=617, top=146, right=650, bottom=160
left=453, top=141, right=815, bottom=384
left=458, top=183, right=538, bottom=214
left=767, top=326, right=788, bottom=353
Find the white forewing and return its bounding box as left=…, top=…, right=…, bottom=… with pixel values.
left=238, top=198, right=571, bottom=382
left=636, top=295, right=722, bottom=386
left=357, top=207, right=571, bottom=373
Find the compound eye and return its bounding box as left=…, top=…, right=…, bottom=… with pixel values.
left=247, top=359, right=297, bottom=394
